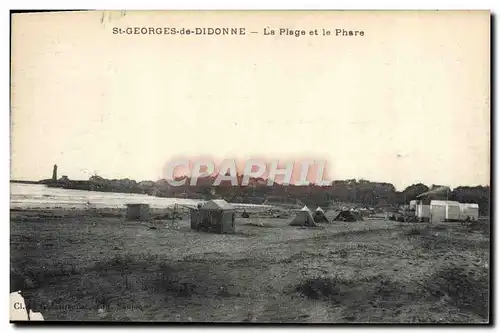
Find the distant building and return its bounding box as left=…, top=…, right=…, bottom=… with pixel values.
left=59, top=175, right=70, bottom=182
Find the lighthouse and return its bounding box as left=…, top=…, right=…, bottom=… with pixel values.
left=52, top=164, right=58, bottom=181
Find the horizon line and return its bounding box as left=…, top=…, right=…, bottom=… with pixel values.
left=9, top=177, right=490, bottom=191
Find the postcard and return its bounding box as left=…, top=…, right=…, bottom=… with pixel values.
left=10, top=10, right=490, bottom=323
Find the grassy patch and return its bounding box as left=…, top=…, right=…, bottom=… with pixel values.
left=418, top=235, right=489, bottom=253
left=424, top=265, right=489, bottom=319
left=90, top=252, right=173, bottom=275
left=405, top=225, right=432, bottom=237
left=294, top=269, right=490, bottom=323
left=466, top=220, right=490, bottom=234
left=295, top=277, right=352, bottom=303
left=11, top=259, right=81, bottom=291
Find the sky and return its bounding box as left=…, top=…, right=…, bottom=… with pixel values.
left=10, top=10, right=490, bottom=191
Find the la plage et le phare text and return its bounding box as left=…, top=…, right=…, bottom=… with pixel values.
left=112, top=26, right=365, bottom=37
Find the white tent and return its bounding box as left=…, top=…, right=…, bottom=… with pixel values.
left=313, top=207, right=329, bottom=223
left=289, top=206, right=317, bottom=226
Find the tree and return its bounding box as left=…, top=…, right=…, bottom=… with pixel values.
left=400, top=183, right=430, bottom=203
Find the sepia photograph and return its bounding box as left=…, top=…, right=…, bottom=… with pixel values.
left=9, top=9, right=491, bottom=323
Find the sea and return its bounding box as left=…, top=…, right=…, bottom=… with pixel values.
left=10, top=183, right=268, bottom=210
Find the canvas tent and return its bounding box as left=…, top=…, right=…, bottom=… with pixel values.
left=324, top=210, right=340, bottom=222
left=313, top=207, right=329, bottom=223
left=289, top=206, right=317, bottom=226
left=190, top=199, right=236, bottom=234
left=330, top=210, right=362, bottom=222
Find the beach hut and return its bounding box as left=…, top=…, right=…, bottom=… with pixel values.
left=193, top=199, right=236, bottom=234
left=125, top=204, right=150, bottom=221
left=416, top=202, right=430, bottom=222
left=430, top=200, right=446, bottom=223
left=289, top=206, right=317, bottom=226
left=445, top=201, right=461, bottom=221
left=312, top=207, right=329, bottom=223
left=430, top=200, right=461, bottom=223
left=459, top=203, right=479, bottom=221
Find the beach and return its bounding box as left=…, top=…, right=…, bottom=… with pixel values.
left=10, top=207, right=489, bottom=323
left=10, top=183, right=269, bottom=211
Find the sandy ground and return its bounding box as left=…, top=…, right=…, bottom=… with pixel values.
left=10, top=208, right=490, bottom=323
